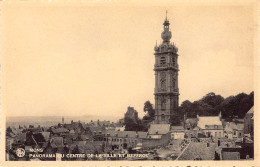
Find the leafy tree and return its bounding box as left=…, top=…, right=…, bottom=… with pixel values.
left=143, top=101, right=155, bottom=118
left=181, top=92, right=253, bottom=121
left=169, top=112, right=182, bottom=126
left=124, top=106, right=146, bottom=131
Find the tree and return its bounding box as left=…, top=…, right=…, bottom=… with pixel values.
left=143, top=101, right=155, bottom=118
left=182, top=92, right=254, bottom=121
left=169, top=112, right=181, bottom=126
left=124, top=106, right=143, bottom=131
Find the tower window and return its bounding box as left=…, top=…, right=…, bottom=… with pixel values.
left=161, top=99, right=166, bottom=110
left=172, top=57, right=175, bottom=64
left=172, top=77, right=175, bottom=88
left=161, top=80, right=166, bottom=90
left=160, top=57, right=166, bottom=65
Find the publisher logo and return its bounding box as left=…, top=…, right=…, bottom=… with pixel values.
left=16, top=148, right=25, bottom=158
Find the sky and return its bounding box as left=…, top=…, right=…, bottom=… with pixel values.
left=2, top=2, right=256, bottom=118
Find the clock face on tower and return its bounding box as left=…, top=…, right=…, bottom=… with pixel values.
left=154, top=14, right=179, bottom=124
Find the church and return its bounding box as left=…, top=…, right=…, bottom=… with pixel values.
left=153, top=12, right=180, bottom=124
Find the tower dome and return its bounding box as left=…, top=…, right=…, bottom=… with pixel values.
left=161, top=11, right=172, bottom=43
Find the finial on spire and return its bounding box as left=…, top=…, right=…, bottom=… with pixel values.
left=156, top=40, right=157, bottom=46
left=166, top=10, right=168, bottom=20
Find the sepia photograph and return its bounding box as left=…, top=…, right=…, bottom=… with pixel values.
left=1, top=0, right=258, bottom=166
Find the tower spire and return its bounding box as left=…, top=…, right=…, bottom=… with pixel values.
left=161, top=11, right=171, bottom=43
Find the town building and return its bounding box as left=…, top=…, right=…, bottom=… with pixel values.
left=244, top=106, right=254, bottom=138
left=196, top=113, right=224, bottom=138
left=148, top=124, right=170, bottom=139
left=171, top=126, right=185, bottom=140
left=104, top=130, right=147, bottom=151
left=225, top=122, right=244, bottom=139
left=154, top=12, right=180, bottom=124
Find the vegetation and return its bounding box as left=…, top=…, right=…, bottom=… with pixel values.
left=123, top=91, right=254, bottom=131
left=180, top=91, right=254, bottom=121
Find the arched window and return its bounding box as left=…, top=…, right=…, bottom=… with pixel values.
left=161, top=99, right=166, bottom=110
left=161, top=80, right=166, bottom=90
left=160, top=56, right=166, bottom=65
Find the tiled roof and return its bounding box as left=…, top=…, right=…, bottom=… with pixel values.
left=32, top=133, right=47, bottom=143
left=118, top=131, right=136, bottom=138
left=148, top=124, right=170, bottom=135
left=89, top=126, right=105, bottom=133
left=225, top=122, right=244, bottom=131
left=171, top=126, right=185, bottom=131
left=137, top=132, right=148, bottom=139
left=41, top=132, right=50, bottom=141
left=177, top=142, right=217, bottom=160
left=51, top=127, right=69, bottom=134
left=197, top=116, right=222, bottom=129
left=105, top=130, right=118, bottom=137
left=50, top=137, right=64, bottom=148
left=17, top=133, right=27, bottom=142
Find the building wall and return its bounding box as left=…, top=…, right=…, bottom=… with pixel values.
left=244, top=113, right=253, bottom=136
left=202, top=129, right=224, bottom=138
left=222, top=152, right=240, bottom=160
left=171, top=132, right=185, bottom=139
left=104, top=137, right=141, bottom=150
left=142, top=133, right=170, bottom=149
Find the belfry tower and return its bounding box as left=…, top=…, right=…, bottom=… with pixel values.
left=154, top=12, right=179, bottom=124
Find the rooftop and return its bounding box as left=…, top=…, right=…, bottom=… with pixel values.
left=148, top=124, right=170, bottom=135
left=177, top=142, right=217, bottom=160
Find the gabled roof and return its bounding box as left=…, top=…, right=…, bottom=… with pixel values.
left=197, top=115, right=222, bottom=129
left=50, top=137, right=64, bottom=148
left=137, top=132, right=148, bottom=139
left=225, top=122, right=244, bottom=131
left=148, top=124, right=170, bottom=135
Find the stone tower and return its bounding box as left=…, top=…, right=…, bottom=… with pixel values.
left=154, top=12, right=179, bottom=124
